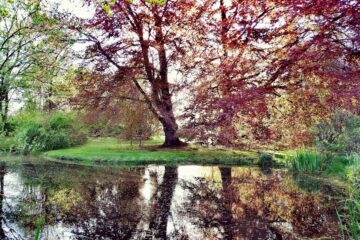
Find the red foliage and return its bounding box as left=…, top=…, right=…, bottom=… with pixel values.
left=182, top=0, right=360, bottom=146
left=75, top=0, right=359, bottom=147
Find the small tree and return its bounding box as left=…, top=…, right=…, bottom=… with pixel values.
left=120, top=103, right=159, bottom=147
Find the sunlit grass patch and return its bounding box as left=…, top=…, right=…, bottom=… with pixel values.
left=44, top=137, right=258, bottom=166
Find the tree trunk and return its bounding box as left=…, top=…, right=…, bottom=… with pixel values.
left=0, top=90, right=9, bottom=134
left=136, top=13, right=184, bottom=148
left=160, top=114, right=182, bottom=147
left=106, top=8, right=185, bottom=148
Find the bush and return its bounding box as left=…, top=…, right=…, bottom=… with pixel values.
left=13, top=111, right=87, bottom=154
left=49, top=113, right=74, bottom=130
left=259, top=153, right=274, bottom=167
left=325, top=156, right=351, bottom=179
left=315, top=110, right=360, bottom=156
left=288, top=150, right=322, bottom=173
left=0, top=134, right=16, bottom=152
left=16, top=123, right=44, bottom=154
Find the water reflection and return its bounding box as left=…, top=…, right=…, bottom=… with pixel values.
left=0, top=162, right=5, bottom=239
left=0, top=159, right=341, bottom=239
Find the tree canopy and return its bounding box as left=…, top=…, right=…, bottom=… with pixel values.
left=67, top=0, right=359, bottom=146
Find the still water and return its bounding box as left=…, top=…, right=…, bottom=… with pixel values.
left=0, top=158, right=341, bottom=240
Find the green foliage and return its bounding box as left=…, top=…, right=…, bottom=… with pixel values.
left=324, top=156, right=351, bottom=179
left=34, top=216, right=44, bottom=240
left=315, top=110, right=360, bottom=156
left=0, top=134, right=16, bottom=152
left=145, top=0, right=166, bottom=5
left=11, top=111, right=87, bottom=154
left=49, top=112, right=73, bottom=130
left=16, top=123, right=44, bottom=154
left=288, top=150, right=322, bottom=173
left=88, top=122, right=124, bottom=137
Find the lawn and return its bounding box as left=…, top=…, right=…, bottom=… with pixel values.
left=43, top=137, right=259, bottom=166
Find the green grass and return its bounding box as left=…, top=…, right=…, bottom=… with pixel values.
left=34, top=216, right=45, bottom=240
left=43, top=137, right=258, bottom=166
left=325, top=156, right=351, bottom=179
left=287, top=150, right=322, bottom=173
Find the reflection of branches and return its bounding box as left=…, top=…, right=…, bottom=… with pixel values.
left=68, top=183, right=142, bottom=239
left=180, top=179, right=227, bottom=230
left=0, top=162, right=146, bottom=239
left=179, top=168, right=341, bottom=239
left=0, top=163, right=26, bottom=240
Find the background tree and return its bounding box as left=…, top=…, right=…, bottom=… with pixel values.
left=0, top=0, right=71, bottom=133
left=119, top=102, right=160, bottom=146
left=72, top=71, right=160, bottom=143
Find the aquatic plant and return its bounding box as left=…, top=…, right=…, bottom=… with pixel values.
left=287, top=150, right=322, bottom=173
left=34, top=216, right=44, bottom=240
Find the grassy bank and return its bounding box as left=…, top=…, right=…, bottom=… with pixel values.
left=43, top=137, right=259, bottom=166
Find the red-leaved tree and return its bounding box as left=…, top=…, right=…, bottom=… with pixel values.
left=182, top=0, right=359, bottom=146
left=72, top=0, right=359, bottom=147
left=73, top=0, right=211, bottom=146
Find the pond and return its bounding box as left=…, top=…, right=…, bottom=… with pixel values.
left=0, top=157, right=342, bottom=240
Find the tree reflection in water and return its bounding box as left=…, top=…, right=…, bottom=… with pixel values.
left=0, top=163, right=5, bottom=239
left=180, top=167, right=340, bottom=240
left=0, top=160, right=343, bottom=240
left=148, top=167, right=178, bottom=239
left=66, top=171, right=143, bottom=239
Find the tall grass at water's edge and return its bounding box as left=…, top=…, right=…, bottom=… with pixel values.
left=34, top=216, right=44, bottom=240
left=287, top=150, right=322, bottom=173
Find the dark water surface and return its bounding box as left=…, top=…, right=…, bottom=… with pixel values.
left=0, top=158, right=341, bottom=240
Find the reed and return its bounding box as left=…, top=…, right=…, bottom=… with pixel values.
left=288, top=149, right=322, bottom=173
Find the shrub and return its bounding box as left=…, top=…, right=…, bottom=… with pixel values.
left=315, top=110, right=360, bottom=156
left=16, top=123, right=44, bottom=154
left=259, top=153, right=274, bottom=167
left=325, top=156, right=351, bottom=179
left=288, top=150, right=322, bottom=173
left=49, top=113, right=73, bottom=130
left=13, top=111, right=87, bottom=154
left=0, top=134, right=16, bottom=152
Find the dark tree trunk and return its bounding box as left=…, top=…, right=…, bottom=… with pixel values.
left=45, top=83, right=56, bottom=112
left=163, top=126, right=181, bottom=147
left=159, top=110, right=183, bottom=147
